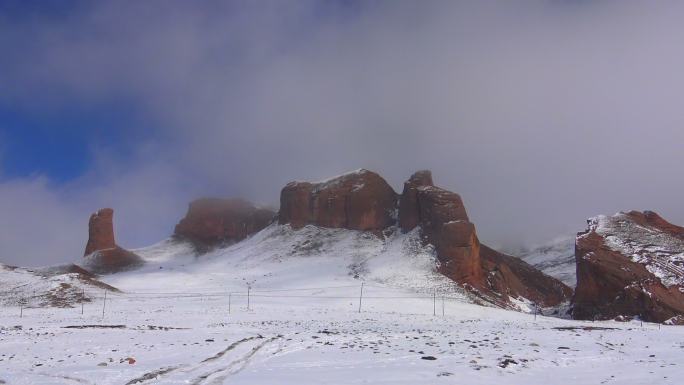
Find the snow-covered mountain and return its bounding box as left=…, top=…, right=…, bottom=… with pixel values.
left=3, top=224, right=682, bottom=385
left=518, top=236, right=577, bottom=287
left=107, top=224, right=470, bottom=304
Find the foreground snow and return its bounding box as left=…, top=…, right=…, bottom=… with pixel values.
left=2, top=225, right=683, bottom=384
left=2, top=294, right=683, bottom=385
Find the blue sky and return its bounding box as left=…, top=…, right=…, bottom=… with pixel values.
left=1, top=0, right=684, bottom=266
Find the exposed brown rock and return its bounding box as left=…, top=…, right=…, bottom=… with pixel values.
left=480, top=246, right=573, bottom=307
left=279, top=182, right=315, bottom=229
left=397, top=171, right=571, bottom=307
left=278, top=169, right=397, bottom=233
left=416, top=185, right=470, bottom=245
left=83, top=208, right=143, bottom=274
left=84, top=208, right=116, bottom=256
left=436, top=220, right=482, bottom=284
left=174, top=198, right=275, bottom=252
left=573, top=211, right=684, bottom=323
left=398, top=170, right=433, bottom=232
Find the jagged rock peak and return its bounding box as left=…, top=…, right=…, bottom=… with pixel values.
left=398, top=170, right=434, bottom=232
left=279, top=168, right=398, bottom=232
left=84, top=208, right=116, bottom=256
left=83, top=208, right=143, bottom=274
left=573, top=210, right=684, bottom=324
left=174, top=198, right=275, bottom=252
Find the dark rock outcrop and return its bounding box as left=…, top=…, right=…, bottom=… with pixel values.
left=573, top=211, right=684, bottom=324
left=174, top=198, right=275, bottom=252
left=277, top=168, right=571, bottom=308
left=83, top=208, right=143, bottom=274
left=84, top=208, right=116, bottom=256
left=481, top=246, right=573, bottom=308
left=397, top=171, right=571, bottom=307
left=279, top=169, right=398, bottom=233
left=398, top=170, right=433, bottom=232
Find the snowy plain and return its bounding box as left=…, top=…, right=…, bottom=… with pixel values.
left=1, top=225, right=683, bottom=384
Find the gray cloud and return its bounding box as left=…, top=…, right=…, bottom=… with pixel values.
left=1, top=0, right=684, bottom=265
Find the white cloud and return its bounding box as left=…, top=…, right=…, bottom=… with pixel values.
left=1, top=1, right=684, bottom=264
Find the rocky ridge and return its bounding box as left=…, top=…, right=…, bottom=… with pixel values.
left=279, top=169, right=572, bottom=308
left=82, top=208, right=144, bottom=274
left=174, top=198, right=275, bottom=252
left=573, top=211, right=684, bottom=324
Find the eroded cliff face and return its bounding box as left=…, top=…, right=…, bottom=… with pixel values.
left=83, top=208, right=143, bottom=274
left=84, top=208, right=116, bottom=256
left=398, top=170, right=434, bottom=232
left=278, top=169, right=398, bottom=233
left=174, top=198, right=274, bottom=252
left=277, top=169, right=571, bottom=308
left=573, top=211, right=684, bottom=324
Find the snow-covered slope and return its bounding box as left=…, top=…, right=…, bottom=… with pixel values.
left=0, top=263, right=116, bottom=307
left=107, top=224, right=469, bottom=301
left=4, top=224, right=684, bottom=385
left=586, top=213, right=684, bottom=287
left=518, top=236, right=576, bottom=287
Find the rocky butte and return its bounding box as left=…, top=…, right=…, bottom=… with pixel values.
left=174, top=198, right=275, bottom=252
left=82, top=208, right=144, bottom=274
left=279, top=169, right=397, bottom=233
left=573, top=210, right=684, bottom=324
left=279, top=169, right=572, bottom=308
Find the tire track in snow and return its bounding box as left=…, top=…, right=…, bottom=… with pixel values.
left=124, top=336, right=261, bottom=384
left=193, top=335, right=282, bottom=385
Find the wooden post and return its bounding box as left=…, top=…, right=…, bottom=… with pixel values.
left=358, top=282, right=364, bottom=313
left=20, top=300, right=23, bottom=318
left=442, top=296, right=445, bottom=317
left=81, top=289, right=85, bottom=315
left=102, top=290, right=107, bottom=319
left=247, top=286, right=251, bottom=311
left=433, top=291, right=436, bottom=316
left=228, top=292, right=232, bottom=314
left=534, top=303, right=537, bottom=321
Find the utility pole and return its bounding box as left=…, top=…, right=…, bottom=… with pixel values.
left=433, top=291, right=436, bottom=316
left=102, top=290, right=107, bottom=319
left=358, top=282, right=364, bottom=313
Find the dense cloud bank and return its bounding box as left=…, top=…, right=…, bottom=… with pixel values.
left=1, top=1, right=683, bottom=265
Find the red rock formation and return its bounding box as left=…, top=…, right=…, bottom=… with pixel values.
left=174, top=198, right=274, bottom=252
left=436, top=220, right=482, bottom=284
left=398, top=170, right=433, bottom=232
left=396, top=171, right=571, bottom=307
left=279, top=169, right=397, bottom=233
left=573, top=211, right=684, bottom=324
left=416, top=186, right=470, bottom=244
left=83, top=208, right=143, bottom=274
left=84, top=208, right=116, bottom=256
left=277, top=169, right=571, bottom=308
left=480, top=246, right=573, bottom=307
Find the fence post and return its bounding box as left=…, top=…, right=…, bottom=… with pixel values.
left=358, top=282, right=364, bottom=313
left=20, top=299, right=24, bottom=318
left=442, top=296, right=445, bottom=317
left=81, top=289, right=85, bottom=315
left=228, top=292, right=232, bottom=314
left=102, top=290, right=107, bottom=319
left=534, top=303, right=537, bottom=321
left=247, top=286, right=251, bottom=311
left=433, top=291, right=436, bottom=316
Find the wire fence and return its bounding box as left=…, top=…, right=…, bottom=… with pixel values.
left=5, top=282, right=508, bottom=320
